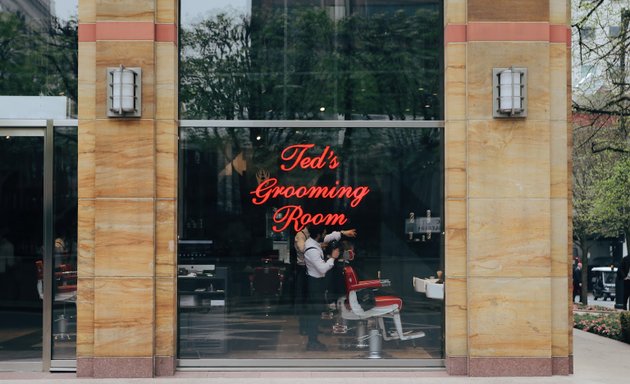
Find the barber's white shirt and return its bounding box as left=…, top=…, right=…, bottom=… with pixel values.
left=303, top=231, right=341, bottom=278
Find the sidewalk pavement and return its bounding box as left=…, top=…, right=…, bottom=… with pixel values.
left=0, top=329, right=628, bottom=384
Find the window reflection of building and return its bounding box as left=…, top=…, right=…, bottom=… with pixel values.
left=0, top=0, right=52, bottom=28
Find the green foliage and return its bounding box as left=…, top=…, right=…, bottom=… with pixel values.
left=0, top=13, right=43, bottom=96
left=621, top=312, right=630, bottom=343
left=43, top=17, right=78, bottom=102
left=180, top=7, right=441, bottom=120
left=572, top=2, right=629, bottom=249
left=591, top=156, right=630, bottom=240
left=572, top=127, right=609, bottom=246
left=0, top=12, right=77, bottom=103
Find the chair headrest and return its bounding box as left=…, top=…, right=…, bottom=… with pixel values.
left=343, top=266, right=358, bottom=292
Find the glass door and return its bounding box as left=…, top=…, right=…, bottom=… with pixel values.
left=0, top=129, right=45, bottom=371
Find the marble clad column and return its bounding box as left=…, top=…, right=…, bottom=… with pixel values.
left=444, top=0, right=469, bottom=376
left=76, top=0, right=178, bottom=378
left=443, top=0, right=572, bottom=376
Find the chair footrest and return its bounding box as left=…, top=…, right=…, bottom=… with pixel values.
left=397, top=330, right=425, bottom=341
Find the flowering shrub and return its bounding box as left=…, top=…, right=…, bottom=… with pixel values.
left=574, top=313, right=622, bottom=341
left=621, top=312, right=630, bottom=343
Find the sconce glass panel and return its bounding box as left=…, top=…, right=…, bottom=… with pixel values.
left=493, top=67, right=527, bottom=118
left=107, top=67, right=142, bottom=118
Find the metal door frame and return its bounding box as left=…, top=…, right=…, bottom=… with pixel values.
left=0, top=119, right=78, bottom=372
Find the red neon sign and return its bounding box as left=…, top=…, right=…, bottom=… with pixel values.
left=280, top=144, right=340, bottom=171
left=250, top=143, right=370, bottom=232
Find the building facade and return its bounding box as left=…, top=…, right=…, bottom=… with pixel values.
left=0, top=0, right=572, bottom=378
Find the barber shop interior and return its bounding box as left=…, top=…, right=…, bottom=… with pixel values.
left=177, top=126, right=444, bottom=361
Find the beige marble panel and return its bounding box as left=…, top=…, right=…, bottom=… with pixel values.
left=445, top=0, right=466, bottom=25
left=551, top=276, right=570, bottom=356
left=445, top=278, right=468, bottom=356
left=446, top=199, right=467, bottom=278
left=78, top=199, right=95, bottom=278
left=93, top=277, right=154, bottom=357
left=446, top=227, right=467, bottom=278
left=156, top=120, right=177, bottom=199
left=445, top=44, right=467, bottom=121
left=156, top=43, right=177, bottom=121
left=95, top=41, right=155, bottom=120
left=469, top=199, right=551, bottom=277
left=447, top=199, right=466, bottom=230
left=79, top=0, right=96, bottom=24
left=96, top=0, right=155, bottom=22
left=77, top=277, right=94, bottom=357
left=78, top=120, right=96, bottom=199
left=94, top=120, right=155, bottom=198
left=468, top=120, right=550, bottom=199
left=157, top=0, right=177, bottom=26
left=94, top=199, right=155, bottom=277
left=78, top=42, right=96, bottom=121
left=155, top=277, right=176, bottom=356
left=445, top=120, right=467, bottom=170
left=467, top=42, right=550, bottom=121
left=156, top=200, right=176, bottom=278
left=551, top=198, right=569, bottom=278
left=550, top=121, right=568, bottom=199
left=550, top=44, right=567, bottom=122
left=468, top=0, right=549, bottom=22
left=446, top=168, right=467, bottom=199
left=549, top=0, right=568, bottom=24
left=469, top=277, right=552, bottom=357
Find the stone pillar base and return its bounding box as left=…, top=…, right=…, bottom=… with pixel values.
left=446, top=356, right=468, bottom=375
left=447, top=356, right=571, bottom=377
left=77, top=357, right=153, bottom=378
left=155, top=356, right=176, bottom=376
left=469, top=357, right=553, bottom=377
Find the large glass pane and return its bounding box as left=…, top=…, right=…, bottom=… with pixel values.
left=178, top=126, right=443, bottom=360
left=180, top=0, right=443, bottom=120
left=0, top=134, right=44, bottom=363
left=0, top=1, right=78, bottom=119
left=51, top=127, right=77, bottom=359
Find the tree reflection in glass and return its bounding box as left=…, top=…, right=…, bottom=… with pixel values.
left=180, top=1, right=442, bottom=120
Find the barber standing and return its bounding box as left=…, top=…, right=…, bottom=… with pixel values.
left=303, top=225, right=341, bottom=351
left=295, top=226, right=356, bottom=336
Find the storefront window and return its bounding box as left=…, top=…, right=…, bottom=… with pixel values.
left=180, top=0, right=442, bottom=120
left=52, top=126, right=78, bottom=360
left=178, top=126, right=444, bottom=361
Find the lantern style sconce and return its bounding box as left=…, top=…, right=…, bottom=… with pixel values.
left=107, top=65, right=141, bottom=117
left=493, top=67, right=527, bottom=118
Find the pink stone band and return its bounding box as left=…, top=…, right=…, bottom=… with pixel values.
left=446, top=23, right=571, bottom=46
left=78, top=22, right=177, bottom=43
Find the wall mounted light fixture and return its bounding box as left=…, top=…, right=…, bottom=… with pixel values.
left=107, top=65, right=141, bottom=117
left=493, top=67, right=527, bottom=118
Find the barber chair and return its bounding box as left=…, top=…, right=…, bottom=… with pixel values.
left=249, top=260, right=284, bottom=316
left=338, top=266, right=424, bottom=357
left=35, top=260, right=77, bottom=340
